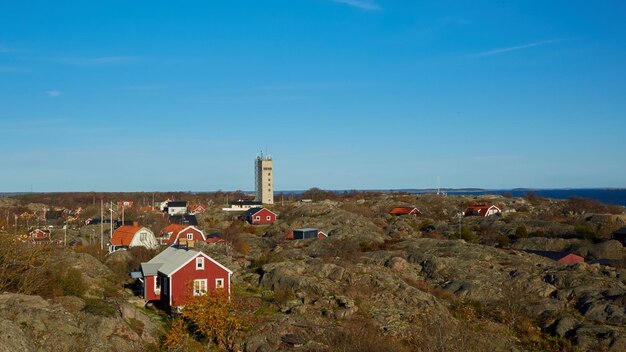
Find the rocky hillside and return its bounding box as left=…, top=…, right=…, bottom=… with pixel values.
left=1, top=192, right=625, bottom=351
left=204, top=194, right=626, bottom=351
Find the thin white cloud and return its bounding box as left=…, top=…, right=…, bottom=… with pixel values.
left=44, top=90, right=64, bottom=97
left=470, top=40, right=555, bottom=58
left=333, top=0, right=381, bottom=11
left=52, top=56, right=141, bottom=65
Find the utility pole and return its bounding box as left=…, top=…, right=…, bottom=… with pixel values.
left=100, top=199, right=104, bottom=250
left=64, top=222, right=67, bottom=246
left=110, top=201, right=113, bottom=241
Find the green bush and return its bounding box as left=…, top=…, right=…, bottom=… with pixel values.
left=451, top=226, right=479, bottom=243
left=61, top=267, right=88, bottom=297
left=82, top=298, right=117, bottom=317
left=513, top=225, right=528, bottom=239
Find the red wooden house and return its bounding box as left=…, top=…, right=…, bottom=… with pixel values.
left=389, top=207, right=422, bottom=217
left=28, top=229, right=51, bottom=245
left=188, top=204, right=206, bottom=214
left=241, top=208, right=277, bottom=225
left=140, top=242, right=233, bottom=310
left=159, top=224, right=206, bottom=246
left=464, top=204, right=501, bottom=217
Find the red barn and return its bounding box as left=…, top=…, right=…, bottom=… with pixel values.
left=242, top=208, right=277, bottom=225
left=159, top=224, right=206, bottom=246
left=140, top=242, right=232, bottom=310
left=389, top=207, right=422, bottom=217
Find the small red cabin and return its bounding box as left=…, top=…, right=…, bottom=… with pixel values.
left=464, top=204, right=501, bottom=217
left=28, top=229, right=51, bottom=244
left=389, top=207, right=422, bottom=217
left=141, top=243, right=232, bottom=310
left=242, top=208, right=277, bottom=225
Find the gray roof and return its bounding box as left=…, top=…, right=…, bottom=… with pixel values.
left=130, top=271, right=143, bottom=279
left=140, top=262, right=163, bottom=276
left=141, top=246, right=232, bottom=277
left=294, top=228, right=318, bottom=232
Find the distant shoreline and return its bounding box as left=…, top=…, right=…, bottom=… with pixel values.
left=2, top=188, right=626, bottom=207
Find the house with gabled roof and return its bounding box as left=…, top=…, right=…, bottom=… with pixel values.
left=464, top=204, right=501, bottom=217
left=222, top=200, right=263, bottom=212
left=389, top=207, right=422, bottom=217
left=159, top=224, right=206, bottom=246
left=188, top=204, right=206, bottom=214
left=140, top=240, right=232, bottom=311
left=27, top=228, right=51, bottom=245
left=165, top=201, right=188, bottom=216
left=241, top=207, right=277, bottom=225
left=109, top=223, right=159, bottom=253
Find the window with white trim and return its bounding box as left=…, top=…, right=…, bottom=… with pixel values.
left=215, top=278, right=224, bottom=289
left=255, top=216, right=260, bottom=221
left=154, top=276, right=161, bottom=293
left=187, top=233, right=193, bottom=240
left=196, top=257, right=204, bottom=270
left=266, top=216, right=271, bottom=221
left=193, top=279, right=207, bottom=296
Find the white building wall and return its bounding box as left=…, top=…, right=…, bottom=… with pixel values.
left=130, top=227, right=159, bottom=249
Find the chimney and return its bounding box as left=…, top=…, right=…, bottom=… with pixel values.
left=133, top=221, right=139, bottom=227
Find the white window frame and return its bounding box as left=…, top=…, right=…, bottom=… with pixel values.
left=255, top=216, right=261, bottom=221
left=154, top=276, right=161, bottom=292
left=266, top=216, right=271, bottom=221
left=193, top=279, right=207, bottom=296
left=187, top=233, right=193, bottom=240
left=196, top=257, right=204, bottom=270
left=215, top=278, right=224, bottom=289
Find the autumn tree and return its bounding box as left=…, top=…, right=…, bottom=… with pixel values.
left=181, top=289, right=248, bottom=351
left=162, top=318, right=199, bottom=352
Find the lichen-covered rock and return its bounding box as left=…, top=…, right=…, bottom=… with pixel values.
left=0, top=293, right=160, bottom=352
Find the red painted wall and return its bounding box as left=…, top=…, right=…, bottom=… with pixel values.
left=251, top=209, right=276, bottom=225
left=167, top=227, right=205, bottom=245
left=169, top=254, right=230, bottom=307
left=144, top=275, right=161, bottom=301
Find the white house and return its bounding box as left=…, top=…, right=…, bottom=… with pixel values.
left=109, top=224, right=159, bottom=253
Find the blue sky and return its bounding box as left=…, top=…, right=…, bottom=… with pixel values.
left=1, top=0, right=625, bottom=191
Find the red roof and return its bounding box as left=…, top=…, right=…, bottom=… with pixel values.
left=111, top=225, right=143, bottom=246
left=162, top=224, right=186, bottom=236
left=389, top=207, right=421, bottom=216
left=189, top=204, right=206, bottom=213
